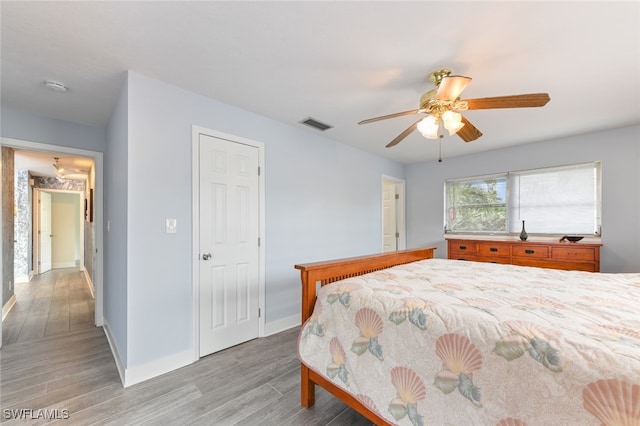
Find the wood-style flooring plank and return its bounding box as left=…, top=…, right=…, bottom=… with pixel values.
left=2, top=267, right=95, bottom=346
left=15, top=313, right=49, bottom=343
left=1, top=269, right=371, bottom=425
left=188, top=383, right=285, bottom=425
left=92, top=385, right=203, bottom=426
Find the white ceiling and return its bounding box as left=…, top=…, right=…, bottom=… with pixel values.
left=14, top=149, right=93, bottom=181
left=2, top=1, right=639, bottom=164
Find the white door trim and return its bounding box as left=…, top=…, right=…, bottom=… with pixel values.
left=1, top=137, right=104, bottom=327
left=34, top=189, right=54, bottom=274
left=382, top=175, right=406, bottom=251
left=33, top=188, right=85, bottom=272
left=191, top=125, right=266, bottom=361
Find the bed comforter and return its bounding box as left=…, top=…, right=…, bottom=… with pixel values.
left=297, top=259, right=640, bottom=425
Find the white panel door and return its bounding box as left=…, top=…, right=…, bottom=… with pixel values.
left=40, top=191, right=53, bottom=273
left=382, top=182, right=397, bottom=252
left=199, top=134, right=260, bottom=357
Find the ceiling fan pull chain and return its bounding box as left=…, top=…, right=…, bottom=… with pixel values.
left=438, top=134, right=443, bottom=162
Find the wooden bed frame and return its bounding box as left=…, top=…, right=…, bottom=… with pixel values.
left=295, top=247, right=436, bottom=425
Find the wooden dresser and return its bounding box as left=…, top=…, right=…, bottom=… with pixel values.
left=447, top=238, right=602, bottom=272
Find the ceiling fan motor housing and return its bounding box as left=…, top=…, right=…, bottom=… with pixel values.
left=419, top=89, right=438, bottom=110
left=428, top=68, right=452, bottom=87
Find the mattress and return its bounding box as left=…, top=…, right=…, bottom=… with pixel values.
left=297, top=258, right=640, bottom=425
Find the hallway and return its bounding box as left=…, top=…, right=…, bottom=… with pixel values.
left=2, top=268, right=94, bottom=346
left=0, top=269, right=371, bottom=424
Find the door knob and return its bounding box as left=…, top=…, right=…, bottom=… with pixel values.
left=202, top=253, right=212, bottom=260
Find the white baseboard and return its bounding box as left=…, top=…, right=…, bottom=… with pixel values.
left=2, top=294, right=17, bottom=321
left=81, top=267, right=95, bottom=299
left=102, top=320, right=126, bottom=387
left=101, top=314, right=297, bottom=388
left=103, top=320, right=195, bottom=388
left=263, top=314, right=300, bottom=336
left=124, top=315, right=297, bottom=386
left=124, top=349, right=195, bottom=388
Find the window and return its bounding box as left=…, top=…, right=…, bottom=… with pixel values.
left=445, top=162, right=601, bottom=236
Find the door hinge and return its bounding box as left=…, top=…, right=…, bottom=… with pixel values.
left=258, top=308, right=261, bottom=318
left=395, top=232, right=400, bottom=238
left=258, top=166, right=261, bottom=176
left=258, top=237, right=261, bottom=247
left=395, top=194, right=400, bottom=199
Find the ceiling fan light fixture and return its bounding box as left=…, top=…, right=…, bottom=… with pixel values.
left=52, top=157, right=65, bottom=176
left=442, top=110, right=465, bottom=135
left=446, top=122, right=465, bottom=136
left=417, top=115, right=440, bottom=139
left=358, top=67, right=550, bottom=148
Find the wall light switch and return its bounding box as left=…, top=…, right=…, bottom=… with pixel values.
left=166, top=218, right=177, bottom=234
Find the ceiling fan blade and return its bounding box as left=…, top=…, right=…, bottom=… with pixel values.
left=358, top=109, right=420, bottom=125
left=436, top=75, right=472, bottom=100
left=456, top=116, right=483, bottom=143
left=465, top=93, right=550, bottom=110
left=386, top=119, right=422, bottom=148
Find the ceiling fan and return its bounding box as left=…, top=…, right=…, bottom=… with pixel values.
left=358, top=68, right=550, bottom=148
left=52, top=157, right=65, bottom=180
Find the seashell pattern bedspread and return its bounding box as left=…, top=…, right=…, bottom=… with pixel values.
left=297, top=259, right=640, bottom=425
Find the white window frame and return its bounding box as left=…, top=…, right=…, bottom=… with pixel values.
left=444, top=161, right=602, bottom=237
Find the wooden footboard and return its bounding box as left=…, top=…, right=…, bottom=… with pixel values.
left=295, top=247, right=436, bottom=424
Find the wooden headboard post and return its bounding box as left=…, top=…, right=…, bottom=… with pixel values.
left=294, top=247, right=436, bottom=414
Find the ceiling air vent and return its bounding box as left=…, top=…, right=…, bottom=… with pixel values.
left=300, top=117, right=333, bottom=131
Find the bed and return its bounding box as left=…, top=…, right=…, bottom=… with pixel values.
left=295, top=248, right=640, bottom=425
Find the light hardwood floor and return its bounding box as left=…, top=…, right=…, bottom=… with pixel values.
left=1, top=269, right=372, bottom=425
left=2, top=268, right=95, bottom=346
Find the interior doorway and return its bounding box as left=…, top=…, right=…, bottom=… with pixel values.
left=0, top=138, right=104, bottom=348
left=382, top=176, right=406, bottom=252
left=33, top=189, right=85, bottom=275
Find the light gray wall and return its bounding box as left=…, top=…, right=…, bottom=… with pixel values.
left=1, top=107, right=107, bottom=153
left=104, top=78, right=129, bottom=365
left=124, top=71, right=405, bottom=367
left=405, top=125, right=640, bottom=273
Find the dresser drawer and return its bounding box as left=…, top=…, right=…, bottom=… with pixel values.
left=478, top=242, right=511, bottom=258
left=447, top=238, right=601, bottom=272
left=476, top=256, right=512, bottom=265
left=513, top=258, right=597, bottom=272
left=512, top=245, right=548, bottom=258
left=449, top=241, right=478, bottom=256
left=551, top=247, right=595, bottom=262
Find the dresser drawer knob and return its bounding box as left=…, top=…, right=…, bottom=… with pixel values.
left=490, top=247, right=498, bottom=252
left=525, top=249, right=535, bottom=254
left=459, top=245, right=467, bottom=250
